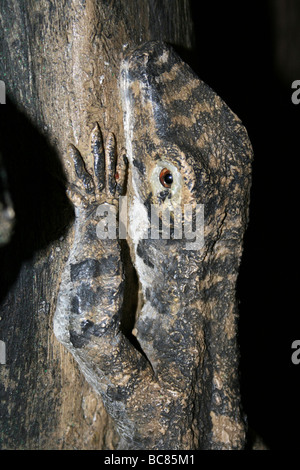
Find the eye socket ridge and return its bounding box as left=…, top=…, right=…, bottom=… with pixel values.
left=159, top=168, right=173, bottom=188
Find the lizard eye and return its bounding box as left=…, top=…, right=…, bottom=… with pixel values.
left=159, top=168, right=173, bottom=188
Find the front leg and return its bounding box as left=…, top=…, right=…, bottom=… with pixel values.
left=64, top=128, right=124, bottom=356
left=54, top=125, right=152, bottom=412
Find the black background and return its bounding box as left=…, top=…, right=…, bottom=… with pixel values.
left=190, top=0, right=300, bottom=449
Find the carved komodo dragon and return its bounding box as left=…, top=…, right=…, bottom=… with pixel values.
left=54, top=41, right=253, bottom=450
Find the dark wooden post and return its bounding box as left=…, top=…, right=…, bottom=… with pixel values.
left=0, top=0, right=194, bottom=449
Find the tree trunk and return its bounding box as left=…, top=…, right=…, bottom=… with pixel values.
left=0, top=0, right=194, bottom=450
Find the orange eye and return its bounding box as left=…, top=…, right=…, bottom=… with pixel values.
left=159, top=168, right=173, bottom=188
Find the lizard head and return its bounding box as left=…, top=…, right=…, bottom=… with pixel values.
left=120, top=45, right=253, bottom=437
left=120, top=41, right=253, bottom=310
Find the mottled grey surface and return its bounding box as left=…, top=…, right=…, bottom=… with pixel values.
left=54, top=42, right=253, bottom=449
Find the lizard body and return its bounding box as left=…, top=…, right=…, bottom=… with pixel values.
left=54, top=41, right=253, bottom=449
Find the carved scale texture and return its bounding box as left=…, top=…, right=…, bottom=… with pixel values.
left=54, top=41, right=253, bottom=450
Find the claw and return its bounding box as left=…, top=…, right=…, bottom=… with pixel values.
left=105, top=132, right=116, bottom=196
left=69, top=144, right=95, bottom=194
left=91, top=123, right=105, bottom=193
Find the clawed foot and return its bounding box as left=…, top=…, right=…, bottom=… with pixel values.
left=65, top=123, right=127, bottom=211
